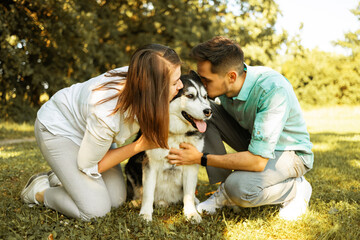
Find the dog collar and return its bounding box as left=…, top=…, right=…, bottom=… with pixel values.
left=201, top=153, right=209, bottom=166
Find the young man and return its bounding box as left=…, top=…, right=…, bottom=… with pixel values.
left=168, top=36, right=313, bottom=220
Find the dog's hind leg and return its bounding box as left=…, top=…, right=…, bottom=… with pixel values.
left=139, top=164, right=156, bottom=222
left=182, top=165, right=202, bottom=223
left=125, top=152, right=144, bottom=201
left=125, top=132, right=144, bottom=201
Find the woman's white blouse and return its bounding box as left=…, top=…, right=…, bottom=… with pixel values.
left=37, top=66, right=140, bottom=176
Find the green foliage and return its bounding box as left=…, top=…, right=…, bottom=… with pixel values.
left=3, top=0, right=359, bottom=117
left=225, top=0, right=288, bottom=66
left=1, top=106, right=360, bottom=239
left=0, top=0, right=284, bottom=122
left=281, top=49, right=360, bottom=106
left=280, top=2, right=360, bottom=106
left=336, top=2, right=360, bottom=56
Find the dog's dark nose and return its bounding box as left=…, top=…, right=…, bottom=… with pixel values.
left=203, top=108, right=212, bottom=117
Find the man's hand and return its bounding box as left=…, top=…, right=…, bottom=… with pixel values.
left=167, top=143, right=203, bottom=166
left=167, top=143, right=269, bottom=171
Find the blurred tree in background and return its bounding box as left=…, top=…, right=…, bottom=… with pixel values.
left=280, top=1, right=360, bottom=106
left=1, top=0, right=283, bottom=122
left=0, top=0, right=359, bottom=122
left=225, top=0, right=287, bottom=66
left=336, top=1, right=360, bottom=57
left=281, top=49, right=360, bottom=106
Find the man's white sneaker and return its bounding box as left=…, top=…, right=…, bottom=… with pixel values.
left=21, top=173, right=50, bottom=207
left=279, top=176, right=312, bottom=221
left=196, top=183, right=235, bottom=215
left=47, top=171, right=62, bottom=187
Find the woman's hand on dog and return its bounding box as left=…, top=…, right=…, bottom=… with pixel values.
left=167, top=143, right=202, bottom=165
left=135, top=135, right=160, bottom=152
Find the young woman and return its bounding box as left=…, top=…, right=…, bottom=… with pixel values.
left=21, top=44, right=183, bottom=221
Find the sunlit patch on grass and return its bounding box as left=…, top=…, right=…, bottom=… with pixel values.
left=0, top=121, right=34, bottom=140
left=348, top=159, right=360, bottom=169
left=197, top=166, right=210, bottom=183
left=312, top=142, right=333, bottom=152
left=304, top=105, right=360, bottom=134
left=337, top=134, right=360, bottom=142
left=0, top=147, right=22, bottom=158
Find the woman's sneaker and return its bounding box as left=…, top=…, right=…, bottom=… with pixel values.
left=279, top=176, right=312, bottom=221
left=47, top=171, right=62, bottom=187
left=20, top=173, right=50, bottom=207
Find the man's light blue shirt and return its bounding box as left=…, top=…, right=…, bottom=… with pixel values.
left=219, top=65, right=314, bottom=169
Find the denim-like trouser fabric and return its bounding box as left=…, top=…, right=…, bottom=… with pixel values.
left=34, top=119, right=126, bottom=221
left=203, top=103, right=309, bottom=207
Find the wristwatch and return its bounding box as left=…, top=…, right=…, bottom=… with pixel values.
left=201, top=153, right=209, bottom=166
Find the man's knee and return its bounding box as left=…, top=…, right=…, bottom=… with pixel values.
left=224, top=172, right=262, bottom=208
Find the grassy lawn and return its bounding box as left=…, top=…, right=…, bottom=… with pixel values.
left=0, top=121, right=34, bottom=140
left=1, top=106, right=359, bottom=239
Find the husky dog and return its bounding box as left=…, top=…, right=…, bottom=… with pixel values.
left=125, top=70, right=212, bottom=223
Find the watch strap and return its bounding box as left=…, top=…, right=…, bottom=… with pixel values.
left=201, top=153, right=209, bottom=166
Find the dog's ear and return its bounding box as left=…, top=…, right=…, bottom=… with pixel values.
left=189, top=70, right=201, bottom=81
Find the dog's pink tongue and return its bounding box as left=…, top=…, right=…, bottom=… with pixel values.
left=194, top=120, right=207, bottom=133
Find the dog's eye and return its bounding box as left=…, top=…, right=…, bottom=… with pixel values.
left=186, top=94, right=194, bottom=99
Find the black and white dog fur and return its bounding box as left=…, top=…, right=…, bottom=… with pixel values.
left=125, top=70, right=212, bottom=223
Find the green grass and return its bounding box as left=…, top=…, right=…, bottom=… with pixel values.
left=0, top=121, right=34, bottom=140
left=1, top=106, right=359, bottom=239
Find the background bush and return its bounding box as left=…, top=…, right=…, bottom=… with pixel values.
left=282, top=50, right=360, bottom=106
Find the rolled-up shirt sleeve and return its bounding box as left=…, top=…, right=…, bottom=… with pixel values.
left=248, top=87, right=290, bottom=159
left=77, top=112, right=114, bottom=175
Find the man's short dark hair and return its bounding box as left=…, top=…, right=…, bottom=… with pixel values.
left=190, top=36, right=244, bottom=76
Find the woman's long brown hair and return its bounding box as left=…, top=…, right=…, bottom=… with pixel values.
left=94, top=44, right=181, bottom=149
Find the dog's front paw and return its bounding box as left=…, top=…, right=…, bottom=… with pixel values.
left=140, top=213, right=153, bottom=222
left=185, top=212, right=202, bottom=224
